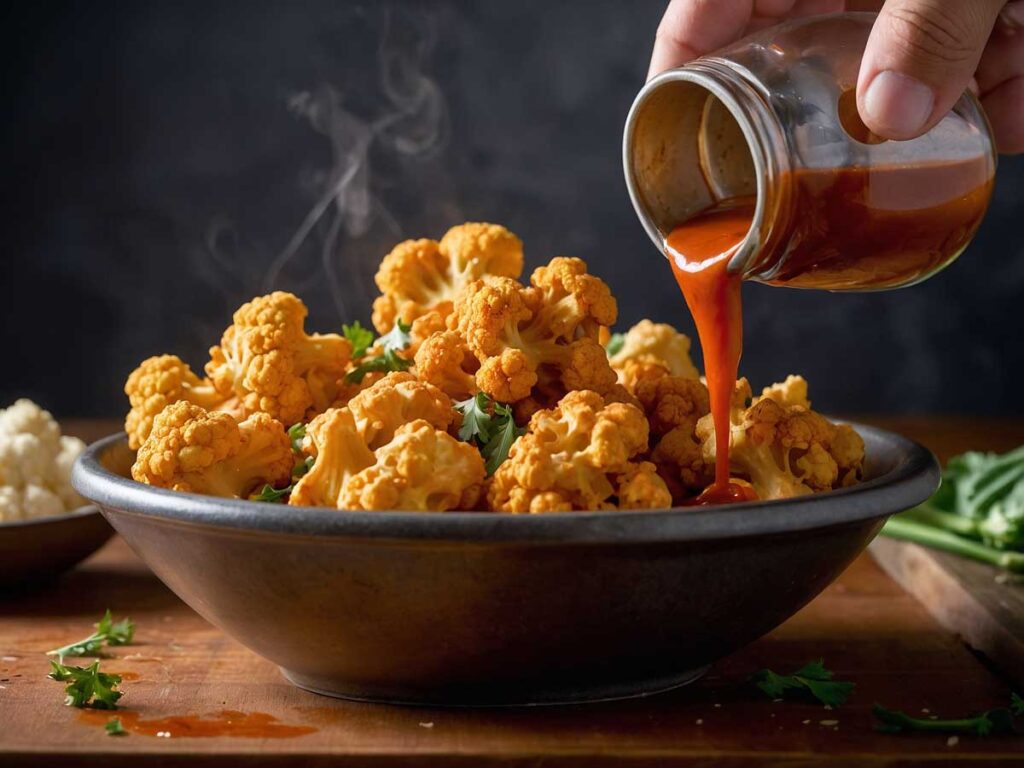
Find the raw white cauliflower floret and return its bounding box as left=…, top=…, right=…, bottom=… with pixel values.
left=0, top=399, right=86, bottom=521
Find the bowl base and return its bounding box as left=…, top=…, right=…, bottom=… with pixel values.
left=280, top=664, right=711, bottom=708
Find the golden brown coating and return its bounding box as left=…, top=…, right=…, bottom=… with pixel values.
left=487, top=390, right=651, bottom=513
left=132, top=402, right=292, bottom=498
left=206, top=292, right=351, bottom=425
left=346, top=372, right=455, bottom=449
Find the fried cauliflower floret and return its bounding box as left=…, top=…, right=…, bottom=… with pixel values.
left=289, top=408, right=375, bottom=508
left=413, top=330, right=479, bottom=400
left=608, top=320, right=699, bottom=380
left=346, top=372, right=455, bottom=449
left=340, top=420, right=485, bottom=512
left=454, top=257, right=618, bottom=403
left=756, top=374, right=810, bottom=410
left=614, top=461, right=673, bottom=510
left=371, top=223, right=524, bottom=337
left=205, top=292, right=352, bottom=426
left=132, top=402, right=293, bottom=498
left=486, top=390, right=649, bottom=513
left=620, top=360, right=711, bottom=498
left=696, top=381, right=865, bottom=501
left=124, top=355, right=238, bottom=449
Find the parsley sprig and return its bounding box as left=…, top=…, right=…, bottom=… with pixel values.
left=343, top=321, right=375, bottom=360
left=752, top=660, right=855, bottom=708
left=605, top=332, right=626, bottom=357
left=48, top=660, right=123, bottom=709
left=105, top=717, right=128, bottom=736
left=253, top=484, right=293, bottom=503
left=47, top=610, right=134, bottom=662
left=345, top=319, right=412, bottom=384
left=454, top=393, right=525, bottom=475
left=873, top=696, right=1022, bottom=736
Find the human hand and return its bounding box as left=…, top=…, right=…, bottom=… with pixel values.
left=648, top=0, right=1024, bottom=153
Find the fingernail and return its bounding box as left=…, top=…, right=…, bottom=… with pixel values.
left=862, top=71, right=935, bottom=139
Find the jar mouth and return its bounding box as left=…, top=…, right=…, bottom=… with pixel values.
left=623, top=65, right=770, bottom=275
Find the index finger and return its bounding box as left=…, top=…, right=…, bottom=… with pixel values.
left=648, top=0, right=756, bottom=80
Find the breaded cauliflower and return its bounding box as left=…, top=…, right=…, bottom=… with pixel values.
left=371, top=223, right=524, bottom=338
left=454, top=257, right=618, bottom=404
left=609, top=320, right=699, bottom=380
left=206, top=292, right=352, bottom=426
left=132, top=402, right=293, bottom=498
left=289, top=408, right=375, bottom=508
left=696, top=379, right=865, bottom=500
left=413, top=330, right=479, bottom=400
left=341, top=420, right=485, bottom=511
left=614, top=461, right=673, bottom=510
left=620, top=360, right=712, bottom=498
left=487, top=390, right=661, bottom=513
left=0, top=399, right=86, bottom=520
left=125, top=355, right=238, bottom=449
left=756, top=374, right=810, bottom=410
left=346, top=372, right=455, bottom=449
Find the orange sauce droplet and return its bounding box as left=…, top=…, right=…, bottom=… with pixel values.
left=666, top=199, right=753, bottom=502
left=78, top=709, right=317, bottom=739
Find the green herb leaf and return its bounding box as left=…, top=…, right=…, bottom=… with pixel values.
left=752, top=660, right=854, bottom=708
left=47, top=610, right=134, bottom=660
left=342, top=321, right=375, bottom=360
left=292, top=455, right=314, bottom=480
left=344, top=348, right=412, bottom=384
left=873, top=703, right=1018, bottom=736
left=455, top=393, right=495, bottom=444
left=287, top=423, right=307, bottom=454
left=482, top=403, right=524, bottom=476
left=379, top=319, right=412, bottom=354
left=48, top=660, right=123, bottom=709
left=105, top=717, right=128, bottom=736
left=253, top=484, right=292, bottom=503
left=605, top=332, right=626, bottom=357
left=1012, top=692, right=1023, bottom=717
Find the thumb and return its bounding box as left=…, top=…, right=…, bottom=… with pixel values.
left=857, top=0, right=1004, bottom=140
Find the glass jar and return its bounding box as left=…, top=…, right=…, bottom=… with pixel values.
left=623, top=12, right=997, bottom=290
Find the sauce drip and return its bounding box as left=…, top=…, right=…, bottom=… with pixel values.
left=666, top=199, right=754, bottom=503
left=78, top=709, right=318, bottom=739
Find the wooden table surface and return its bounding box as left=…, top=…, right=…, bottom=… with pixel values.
left=1, top=418, right=1022, bottom=766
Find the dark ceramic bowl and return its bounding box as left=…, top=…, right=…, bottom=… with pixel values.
left=0, top=506, right=113, bottom=590
left=73, top=426, right=937, bottom=706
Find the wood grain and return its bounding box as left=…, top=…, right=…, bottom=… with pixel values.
left=0, top=418, right=1019, bottom=766
left=872, top=537, right=1024, bottom=687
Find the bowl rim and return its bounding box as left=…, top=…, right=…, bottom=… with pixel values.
left=0, top=504, right=101, bottom=530
left=73, top=426, right=938, bottom=544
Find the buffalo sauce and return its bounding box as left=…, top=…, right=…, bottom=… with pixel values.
left=666, top=199, right=756, bottom=505
left=78, top=708, right=318, bottom=738
left=666, top=160, right=992, bottom=505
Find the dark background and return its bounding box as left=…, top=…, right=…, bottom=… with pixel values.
left=2, top=0, right=1021, bottom=419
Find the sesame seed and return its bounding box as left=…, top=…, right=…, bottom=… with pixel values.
left=419, top=722, right=434, bottom=729
left=695, top=719, right=703, bottom=725
left=819, top=720, right=839, bottom=726
left=947, top=736, right=959, bottom=747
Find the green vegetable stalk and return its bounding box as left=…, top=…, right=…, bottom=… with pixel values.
left=882, top=444, right=1024, bottom=572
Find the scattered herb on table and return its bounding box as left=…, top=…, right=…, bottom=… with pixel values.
left=883, top=444, right=1024, bottom=572
left=342, top=321, right=375, bottom=360
left=455, top=393, right=524, bottom=475
left=605, top=332, right=626, bottom=357
left=752, top=660, right=855, bottom=707
left=48, top=660, right=123, bottom=709
left=873, top=696, right=1022, bottom=736
left=105, top=717, right=128, bottom=736
left=345, top=320, right=412, bottom=384
left=47, top=610, right=134, bottom=661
